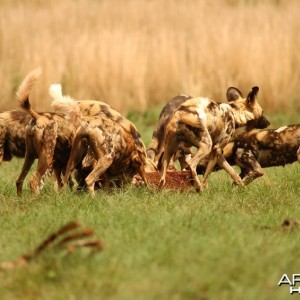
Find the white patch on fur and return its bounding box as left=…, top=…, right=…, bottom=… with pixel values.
left=195, top=97, right=210, bottom=119
left=49, top=83, right=82, bottom=127
left=226, top=101, right=255, bottom=127
left=49, top=84, right=63, bottom=99
left=275, top=126, right=287, bottom=133
left=49, top=84, right=78, bottom=114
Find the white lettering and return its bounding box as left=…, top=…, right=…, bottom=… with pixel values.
left=290, top=286, right=300, bottom=294
left=278, top=274, right=292, bottom=286
left=293, top=274, right=300, bottom=286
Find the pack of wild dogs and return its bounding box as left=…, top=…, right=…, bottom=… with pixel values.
left=1, top=68, right=299, bottom=196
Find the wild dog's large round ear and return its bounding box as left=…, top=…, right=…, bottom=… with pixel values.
left=247, top=86, right=259, bottom=105
left=226, top=87, right=243, bottom=102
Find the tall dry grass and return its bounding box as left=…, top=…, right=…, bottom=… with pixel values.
left=0, top=0, right=299, bottom=113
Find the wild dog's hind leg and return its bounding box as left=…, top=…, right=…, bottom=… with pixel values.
left=63, top=134, right=88, bottom=187
left=16, top=138, right=36, bottom=196
left=201, top=145, right=221, bottom=188
left=0, top=124, right=7, bottom=165
left=30, top=153, right=51, bottom=194
left=159, top=131, right=180, bottom=188
left=29, top=121, right=58, bottom=194
left=85, top=156, right=113, bottom=196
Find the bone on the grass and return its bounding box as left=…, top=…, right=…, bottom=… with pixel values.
left=0, top=221, right=104, bottom=271
left=30, top=221, right=81, bottom=258
left=66, top=240, right=105, bottom=254
left=55, top=227, right=94, bottom=248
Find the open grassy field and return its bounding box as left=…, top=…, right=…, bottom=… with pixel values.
left=1, top=0, right=300, bottom=299
left=0, top=110, right=299, bottom=300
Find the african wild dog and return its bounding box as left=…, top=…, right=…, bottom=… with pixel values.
left=66, top=116, right=149, bottom=195
left=0, top=110, right=31, bottom=165
left=159, top=86, right=267, bottom=191
left=147, top=89, right=269, bottom=172
left=15, top=69, right=76, bottom=195
left=50, top=92, right=151, bottom=195
left=220, top=124, right=300, bottom=185
left=50, top=84, right=156, bottom=178
left=147, top=92, right=270, bottom=172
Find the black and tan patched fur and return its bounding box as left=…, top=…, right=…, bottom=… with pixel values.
left=159, top=86, right=268, bottom=191
left=0, top=110, right=31, bottom=164
left=49, top=85, right=156, bottom=194
left=50, top=84, right=148, bottom=162
left=15, top=69, right=76, bottom=196
left=222, top=124, right=300, bottom=184
left=62, top=114, right=149, bottom=195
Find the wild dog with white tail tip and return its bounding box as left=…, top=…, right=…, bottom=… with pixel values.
left=16, top=69, right=76, bottom=195
left=50, top=88, right=154, bottom=194
left=50, top=84, right=156, bottom=176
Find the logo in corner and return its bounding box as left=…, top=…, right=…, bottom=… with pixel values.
left=278, top=274, right=300, bottom=294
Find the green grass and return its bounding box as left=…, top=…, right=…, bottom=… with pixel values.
left=0, top=113, right=300, bottom=300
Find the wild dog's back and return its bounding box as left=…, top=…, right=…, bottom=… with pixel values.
left=50, top=84, right=148, bottom=165
left=234, top=125, right=300, bottom=167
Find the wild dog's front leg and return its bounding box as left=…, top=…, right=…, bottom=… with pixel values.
left=138, top=165, right=150, bottom=188
left=217, top=155, right=244, bottom=186
left=134, top=159, right=149, bottom=188
left=159, top=159, right=169, bottom=189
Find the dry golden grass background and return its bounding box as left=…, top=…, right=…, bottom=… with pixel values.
left=0, top=0, right=299, bottom=113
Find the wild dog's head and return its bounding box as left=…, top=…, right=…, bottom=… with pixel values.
left=226, top=86, right=269, bottom=128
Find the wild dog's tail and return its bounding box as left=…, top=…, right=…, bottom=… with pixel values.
left=50, top=83, right=82, bottom=127
left=17, top=68, right=42, bottom=120
left=49, top=83, right=63, bottom=100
